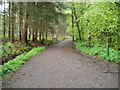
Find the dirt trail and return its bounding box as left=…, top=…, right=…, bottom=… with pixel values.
left=3, top=39, right=118, bottom=88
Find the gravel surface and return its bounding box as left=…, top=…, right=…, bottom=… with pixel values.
left=3, top=39, right=118, bottom=88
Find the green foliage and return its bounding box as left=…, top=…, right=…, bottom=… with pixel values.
left=1, top=43, right=16, bottom=60
left=44, top=40, right=53, bottom=45
left=74, top=41, right=120, bottom=63
left=67, top=2, right=119, bottom=49
left=0, top=46, right=45, bottom=75
left=1, top=42, right=32, bottom=62
left=41, top=39, right=56, bottom=46
left=64, top=36, right=71, bottom=39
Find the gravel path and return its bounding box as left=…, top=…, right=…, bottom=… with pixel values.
left=3, top=39, right=118, bottom=88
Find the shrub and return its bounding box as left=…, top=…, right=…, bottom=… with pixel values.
left=0, top=46, right=45, bottom=75
left=74, top=41, right=119, bottom=63
left=1, top=42, right=32, bottom=62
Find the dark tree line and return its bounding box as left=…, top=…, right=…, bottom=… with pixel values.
left=1, top=2, right=68, bottom=44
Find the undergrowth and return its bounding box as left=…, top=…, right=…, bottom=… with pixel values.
left=0, top=42, right=32, bottom=63
left=0, top=46, right=45, bottom=75
left=74, top=41, right=120, bottom=63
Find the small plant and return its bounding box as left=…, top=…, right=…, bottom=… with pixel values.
left=1, top=42, right=32, bottom=63
left=74, top=41, right=119, bottom=63
left=1, top=46, right=45, bottom=75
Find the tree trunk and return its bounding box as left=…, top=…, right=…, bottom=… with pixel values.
left=11, top=2, right=14, bottom=43
left=87, top=19, right=91, bottom=48
left=87, top=35, right=91, bottom=48
left=34, top=28, right=37, bottom=41
left=23, top=2, right=29, bottom=43
left=51, top=24, right=54, bottom=40
left=39, top=20, right=42, bottom=41
left=34, top=2, right=37, bottom=41
left=71, top=3, right=74, bottom=41
left=73, top=3, right=81, bottom=40
left=8, top=2, right=11, bottom=41
left=3, top=1, right=6, bottom=39
left=29, top=28, right=31, bottom=40
left=39, top=31, right=42, bottom=41
left=32, top=27, right=35, bottom=42
left=45, top=24, right=48, bottom=40
left=18, top=2, right=22, bottom=41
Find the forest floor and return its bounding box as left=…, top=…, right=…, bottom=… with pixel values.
left=2, top=38, right=118, bottom=88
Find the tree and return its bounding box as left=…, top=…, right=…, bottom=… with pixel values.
left=18, top=2, right=23, bottom=41
left=3, top=1, right=5, bottom=38
left=72, top=3, right=81, bottom=40
left=22, top=2, right=29, bottom=43
left=10, top=2, right=15, bottom=43
left=1, top=2, right=68, bottom=44
left=71, top=2, right=75, bottom=41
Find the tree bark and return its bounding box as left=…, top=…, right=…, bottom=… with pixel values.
left=23, top=2, right=29, bottom=43
left=8, top=2, right=11, bottom=41
left=18, top=2, right=22, bottom=41
left=87, top=19, right=91, bottom=48
left=73, top=3, right=81, bottom=40
left=39, top=19, right=42, bottom=41
left=28, top=28, right=31, bottom=40
left=34, top=2, right=37, bottom=41
left=3, top=1, right=6, bottom=38
left=87, top=35, right=91, bottom=48
left=10, top=2, right=14, bottom=43
left=45, top=24, right=48, bottom=40
left=71, top=3, right=74, bottom=41
left=32, top=30, right=34, bottom=42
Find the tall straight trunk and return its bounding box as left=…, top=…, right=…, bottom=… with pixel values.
left=32, top=9, right=34, bottom=42
left=87, top=35, right=91, bottom=48
left=39, top=31, right=42, bottom=41
left=87, top=19, right=91, bottom=48
left=29, top=28, right=31, bottom=40
left=39, top=20, right=42, bottom=41
left=45, top=24, right=48, bottom=39
left=51, top=24, right=54, bottom=40
left=8, top=2, right=11, bottom=40
left=71, top=3, right=74, bottom=41
left=42, top=32, right=44, bottom=40
left=10, top=2, right=14, bottom=43
left=73, top=3, right=81, bottom=40
left=34, top=2, right=37, bottom=41
left=34, top=25, right=37, bottom=41
left=18, top=2, right=22, bottom=41
left=35, top=27, right=38, bottom=41
left=42, top=22, right=45, bottom=40
left=3, top=1, right=6, bottom=38
left=23, top=2, right=28, bottom=43
left=32, top=28, right=35, bottom=42
left=34, top=28, right=37, bottom=41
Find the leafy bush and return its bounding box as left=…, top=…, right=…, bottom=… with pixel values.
left=1, top=42, right=32, bottom=62
left=0, top=46, right=45, bottom=75
left=74, top=41, right=120, bottom=63
left=1, top=43, right=15, bottom=59
left=64, top=36, right=71, bottom=39
left=43, top=40, right=53, bottom=45
left=42, top=39, right=58, bottom=46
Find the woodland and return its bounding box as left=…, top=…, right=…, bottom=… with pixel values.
left=0, top=1, right=120, bottom=76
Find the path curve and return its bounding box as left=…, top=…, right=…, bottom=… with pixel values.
left=3, top=39, right=118, bottom=88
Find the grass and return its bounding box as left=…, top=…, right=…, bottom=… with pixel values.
left=74, top=41, right=120, bottom=63
left=0, top=46, right=46, bottom=75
